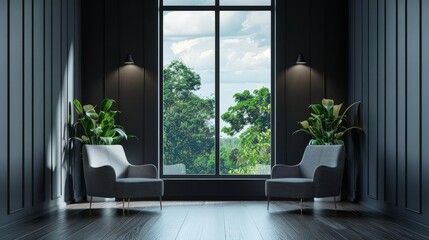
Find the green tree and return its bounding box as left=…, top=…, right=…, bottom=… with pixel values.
left=163, top=59, right=215, bottom=174
left=221, top=87, right=271, bottom=174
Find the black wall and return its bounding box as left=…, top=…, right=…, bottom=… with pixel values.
left=81, top=0, right=348, bottom=199
left=349, top=0, right=429, bottom=227
left=0, top=0, right=81, bottom=227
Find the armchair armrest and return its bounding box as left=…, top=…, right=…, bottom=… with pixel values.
left=313, top=165, right=343, bottom=197
left=127, top=164, right=158, bottom=178
left=271, top=164, right=301, bottom=178
left=85, top=165, right=116, bottom=197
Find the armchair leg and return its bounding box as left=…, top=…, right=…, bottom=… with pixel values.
left=267, top=196, right=270, bottom=211
left=122, top=198, right=125, bottom=216
left=334, top=196, right=337, bottom=210
left=160, top=197, right=163, bottom=210
left=300, top=199, right=303, bottom=215
left=89, top=196, right=93, bottom=214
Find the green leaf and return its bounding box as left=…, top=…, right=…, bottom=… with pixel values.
left=100, top=137, right=113, bottom=145
left=83, top=104, right=95, bottom=113
left=101, top=98, right=114, bottom=112
left=73, top=99, right=83, bottom=116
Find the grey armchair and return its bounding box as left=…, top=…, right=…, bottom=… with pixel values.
left=83, top=145, right=164, bottom=214
left=265, top=145, right=345, bottom=214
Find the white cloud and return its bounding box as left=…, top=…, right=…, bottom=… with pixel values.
left=166, top=37, right=215, bottom=71
left=221, top=37, right=271, bottom=71
left=164, top=11, right=214, bottom=37
left=171, top=39, right=200, bottom=54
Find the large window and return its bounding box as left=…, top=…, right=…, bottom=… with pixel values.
left=161, top=0, right=273, bottom=176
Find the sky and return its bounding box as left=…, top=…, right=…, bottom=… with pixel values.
left=163, top=10, right=271, bottom=136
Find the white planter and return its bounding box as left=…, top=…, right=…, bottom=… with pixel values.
left=314, top=193, right=341, bottom=202
left=88, top=195, right=115, bottom=202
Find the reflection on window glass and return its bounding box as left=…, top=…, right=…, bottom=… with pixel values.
left=220, top=11, right=271, bottom=175
left=163, top=0, right=215, bottom=6
left=220, top=0, right=271, bottom=6
left=163, top=11, right=215, bottom=175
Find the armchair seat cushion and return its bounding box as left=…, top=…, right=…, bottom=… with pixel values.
left=116, top=178, right=164, bottom=198
left=266, top=178, right=314, bottom=199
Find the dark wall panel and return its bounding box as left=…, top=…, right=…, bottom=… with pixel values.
left=350, top=0, right=429, bottom=228
left=118, top=0, right=145, bottom=165
left=0, top=0, right=8, bottom=217
left=0, top=0, right=81, bottom=228
left=405, top=0, right=420, bottom=213
left=52, top=0, right=62, bottom=200
left=396, top=0, right=406, bottom=209
left=367, top=0, right=378, bottom=200
left=377, top=0, right=386, bottom=203
left=24, top=0, right=34, bottom=209
left=385, top=0, right=397, bottom=205
left=360, top=0, right=369, bottom=205
left=142, top=0, right=159, bottom=165
left=44, top=0, right=53, bottom=203
left=81, top=0, right=104, bottom=106
left=33, top=0, right=45, bottom=206
left=9, top=0, right=25, bottom=214
left=284, top=0, right=311, bottom=165
left=422, top=0, right=429, bottom=220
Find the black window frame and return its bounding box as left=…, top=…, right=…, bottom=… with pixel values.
left=159, top=0, right=275, bottom=179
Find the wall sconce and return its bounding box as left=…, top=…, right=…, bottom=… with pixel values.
left=296, top=53, right=306, bottom=65
left=124, top=54, right=135, bottom=65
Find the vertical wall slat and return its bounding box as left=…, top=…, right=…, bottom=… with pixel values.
left=361, top=0, right=369, bottom=202
left=9, top=0, right=25, bottom=213
left=405, top=0, right=421, bottom=213
left=51, top=0, right=61, bottom=200
left=385, top=0, right=397, bottom=205
left=421, top=0, right=429, bottom=219
left=0, top=0, right=9, bottom=217
left=310, top=0, right=325, bottom=103
left=44, top=0, right=52, bottom=203
left=368, top=0, right=378, bottom=199
left=396, top=0, right=406, bottom=209
left=105, top=0, right=120, bottom=101
left=377, top=0, right=386, bottom=202
left=351, top=0, right=362, bottom=201
left=33, top=0, right=46, bottom=206
left=24, top=0, right=34, bottom=209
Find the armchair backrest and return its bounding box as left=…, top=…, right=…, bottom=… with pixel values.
left=83, top=145, right=129, bottom=178
left=299, top=145, right=345, bottom=178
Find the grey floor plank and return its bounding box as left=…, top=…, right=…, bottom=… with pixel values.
left=223, top=201, right=264, bottom=240
left=176, top=201, right=225, bottom=240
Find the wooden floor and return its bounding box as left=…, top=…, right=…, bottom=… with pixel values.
left=1, top=201, right=428, bottom=240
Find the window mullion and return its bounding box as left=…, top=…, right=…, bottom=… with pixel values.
left=215, top=6, right=220, bottom=176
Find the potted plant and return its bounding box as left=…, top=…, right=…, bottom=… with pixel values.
left=72, top=98, right=133, bottom=145
left=294, top=98, right=361, bottom=145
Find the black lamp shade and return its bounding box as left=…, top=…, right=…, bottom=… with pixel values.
left=124, top=54, right=134, bottom=65
left=296, top=53, right=306, bottom=65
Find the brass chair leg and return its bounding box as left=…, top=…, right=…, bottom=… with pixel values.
left=89, top=196, right=93, bottom=214
left=300, top=199, right=303, bottom=215
left=160, top=197, right=163, bottom=210
left=267, top=196, right=270, bottom=211
left=334, top=196, right=337, bottom=210
left=122, top=198, right=125, bottom=216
